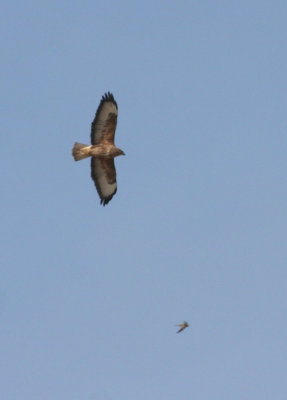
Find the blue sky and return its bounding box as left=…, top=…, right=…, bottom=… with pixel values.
left=1, top=1, right=287, bottom=399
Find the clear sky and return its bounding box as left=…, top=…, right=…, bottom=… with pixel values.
left=1, top=1, right=287, bottom=399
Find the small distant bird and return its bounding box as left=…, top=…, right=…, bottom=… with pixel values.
left=72, top=92, right=125, bottom=206
left=176, top=321, right=189, bottom=333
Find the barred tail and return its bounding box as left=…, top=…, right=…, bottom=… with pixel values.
left=72, top=142, right=91, bottom=161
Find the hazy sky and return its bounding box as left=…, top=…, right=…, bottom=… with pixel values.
left=1, top=1, right=287, bottom=399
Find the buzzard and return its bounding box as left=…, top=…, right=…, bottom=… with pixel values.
left=72, top=92, right=125, bottom=206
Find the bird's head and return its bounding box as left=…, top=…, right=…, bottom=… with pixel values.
left=116, top=148, right=125, bottom=156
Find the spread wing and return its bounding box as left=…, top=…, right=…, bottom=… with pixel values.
left=176, top=322, right=188, bottom=333
left=91, top=157, right=117, bottom=206
left=91, top=92, right=118, bottom=145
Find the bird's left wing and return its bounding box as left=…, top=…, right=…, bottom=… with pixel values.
left=91, top=92, right=118, bottom=145
left=91, top=157, right=117, bottom=206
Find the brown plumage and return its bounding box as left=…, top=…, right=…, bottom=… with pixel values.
left=176, top=321, right=189, bottom=333
left=72, top=92, right=125, bottom=206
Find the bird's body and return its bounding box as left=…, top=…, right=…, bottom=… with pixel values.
left=72, top=143, right=124, bottom=160
left=72, top=92, right=125, bottom=206
left=176, top=321, right=189, bottom=333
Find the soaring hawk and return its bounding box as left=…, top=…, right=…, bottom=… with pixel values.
left=72, top=92, right=125, bottom=206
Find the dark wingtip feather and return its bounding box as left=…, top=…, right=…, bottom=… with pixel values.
left=100, top=192, right=116, bottom=206
left=101, top=92, right=117, bottom=108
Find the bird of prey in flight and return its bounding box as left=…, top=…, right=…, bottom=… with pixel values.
left=72, top=92, right=125, bottom=206
left=176, top=321, right=189, bottom=333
